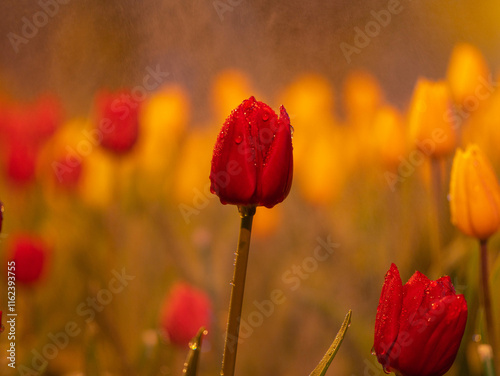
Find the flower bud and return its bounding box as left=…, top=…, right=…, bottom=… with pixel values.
left=374, top=264, right=467, bottom=376
left=408, top=79, right=457, bottom=158
left=159, top=282, right=212, bottom=347
left=210, top=96, right=293, bottom=208
left=449, top=144, right=500, bottom=240
left=446, top=43, right=490, bottom=105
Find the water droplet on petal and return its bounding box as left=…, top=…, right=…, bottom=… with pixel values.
left=262, top=112, right=269, bottom=121
left=235, top=134, right=243, bottom=144
left=290, top=125, right=294, bottom=139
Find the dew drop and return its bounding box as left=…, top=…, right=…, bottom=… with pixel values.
left=189, top=343, right=198, bottom=350
left=235, top=134, right=243, bottom=144
left=290, top=125, right=294, bottom=139
left=262, top=112, right=269, bottom=121
left=370, top=346, right=376, bottom=356
left=473, top=334, right=482, bottom=342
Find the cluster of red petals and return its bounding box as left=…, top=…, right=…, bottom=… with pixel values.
left=94, top=90, right=140, bottom=154
left=159, top=282, right=212, bottom=347
left=374, top=264, right=468, bottom=376
left=8, top=234, right=49, bottom=286
left=0, top=94, right=63, bottom=185
left=210, top=96, right=293, bottom=208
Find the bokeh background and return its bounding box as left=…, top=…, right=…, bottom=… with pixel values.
left=0, top=0, right=500, bottom=375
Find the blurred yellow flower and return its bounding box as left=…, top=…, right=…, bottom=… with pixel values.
left=137, top=85, right=189, bottom=175
left=408, top=79, right=457, bottom=158
left=372, top=106, right=406, bottom=170
left=295, top=126, right=346, bottom=206
left=212, top=69, right=256, bottom=123
left=79, top=148, right=115, bottom=208
left=279, top=74, right=336, bottom=123
left=343, top=70, right=383, bottom=129
left=446, top=43, right=490, bottom=105
left=449, top=144, right=500, bottom=240
left=172, top=127, right=215, bottom=207
left=278, top=74, right=339, bottom=184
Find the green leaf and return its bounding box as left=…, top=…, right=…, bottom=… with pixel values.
left=308, top=310, right=352, bottom=376
left=182, top=327, right=206, bottom=376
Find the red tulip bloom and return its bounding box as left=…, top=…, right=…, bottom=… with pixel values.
left=8, top=234, right=48, bottom=286
left=210, top=96, right=293, bottom=208
left=95, top=90, right=140, bottom=154
left=160, top=282, right=212, bottom=347
left=374, top=264, right=467, bottom=376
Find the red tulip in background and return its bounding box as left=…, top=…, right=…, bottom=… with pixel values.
left=95, top=90, right=140, bottom=154
left=210, top=96, right=293, bottom=208
left=0, top=95, right=62, bottom=185
left=8, top=234, right=48, bottom=286
left=160, top=282, right=212, bottom=347
left=373, top=264, right=468, bottom=376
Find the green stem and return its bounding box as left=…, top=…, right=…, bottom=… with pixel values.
left=220, top=206, right=256, bottom=376
left=480, top=239, right=497, bottom=373
left=430, top=157, right=443, bottom=276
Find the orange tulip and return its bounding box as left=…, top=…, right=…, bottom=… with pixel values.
left=449, top=144, right=500, bottom=240
left=408, top=79, right=457, bottom=158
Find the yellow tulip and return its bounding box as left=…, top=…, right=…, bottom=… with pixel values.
left=372, top=106, right=406, bottom=170
left=446, top=43, right=490, bottom=105
left=343, top=70, right=382, bottom=129
left=408, top=79, right=457, bottom=158
left=137, top=85, right=189, bottom=174
left=449, top=144, right=500, bottom=240
left=211, top=69, right=256, bottom=123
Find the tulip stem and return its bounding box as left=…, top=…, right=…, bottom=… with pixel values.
left=430, top=157, right=443, bottom=276
left=220, top=205, right=256, bottom=376
left=480, top=239, right=497, bottom=371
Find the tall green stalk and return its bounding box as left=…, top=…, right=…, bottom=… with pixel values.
left=220, top=206, right=256, bottom=376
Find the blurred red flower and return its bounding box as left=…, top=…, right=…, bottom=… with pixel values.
left=160, top=282, right=212, bottom=347
left=8, top=234, right=49, bottom=286
left=0, top=94, right=63, bottom=186
left=94, top=90, right=140, bottom=154
left=373, top=263, right=467, bottom=376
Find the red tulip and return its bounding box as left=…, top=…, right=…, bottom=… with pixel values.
left=160, top=282, right=212, bottom=347
left=210, top=96, right=293, bottom=208
left=374, top=264, right=467, bottom=376
left=8, top=234, right=48, bottom=286
left=95, top=90, right=140, bottom=154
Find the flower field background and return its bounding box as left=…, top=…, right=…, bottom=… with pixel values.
left=0, top=1, right=500, bottom=375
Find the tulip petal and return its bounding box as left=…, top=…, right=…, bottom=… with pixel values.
left=422, top=276, right=455, bottom=308
left=374, top=264, right=403, bottom=369
left=210, top=100, right=257, bottom=205
left=465, top=146, right=500, bottom=240
left=416, top=295, right=468, bottom=376
left=260, top=105, right=293, bottom=207
left=450, top=148, right=474, bottom=236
